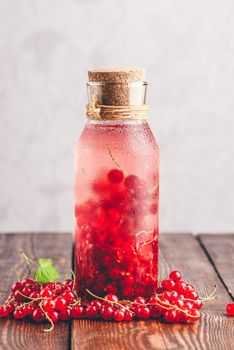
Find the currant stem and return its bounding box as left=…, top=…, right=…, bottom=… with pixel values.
left=39, top=302, right=54, bottom=333
left=141, top=238, right=156, bottom=248
left=200, top=285, right=217, bottom=301
left=107, top=145, right=122, bottom=169
left=15, top=300, right=34, bottom=310
left=4, top=296, right=15, bottom=309
left=135, top=230, right=154, bottom=238
left=70, top=299, right=81, bottom=307
left=70, top=270, right=76, bottom=292
left=14, top=266, right=21, bottom=282
left=16, top=290, right=43, bottom=302
left=86, top=289, right=130, bottom=312
left=20, top=250, right=38, bottom=276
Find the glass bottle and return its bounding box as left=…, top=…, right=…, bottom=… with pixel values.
left=74, top=68, right=159, bottom=299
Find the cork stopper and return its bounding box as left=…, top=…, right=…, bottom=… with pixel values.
left=88, top=68, right=145, bottom=83
left=88, top=68, right=145, bottom=106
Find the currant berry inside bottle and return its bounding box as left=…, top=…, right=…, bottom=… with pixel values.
left=74, top=68, right=159, bottom=299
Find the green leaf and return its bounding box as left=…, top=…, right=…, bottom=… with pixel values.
left=34, top=258, right=60, bottom=284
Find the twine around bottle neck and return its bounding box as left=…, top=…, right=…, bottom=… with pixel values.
left=86, top=96, right=148, bottom=120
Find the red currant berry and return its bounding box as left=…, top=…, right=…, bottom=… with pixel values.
left=108, top=169, right=124, bottom=184
left=150, top=306, right=161, bottom=318
left=175, top=281, right=187, bottom=295
left=142, top=274, right=153, bottom=286
left=85, top=305, right=98, bottom=319
left=186, top=284, right=195, bottom=292
left=185, top=309, right=200, bottom=323
left=42, top=299, right=55, bottom=312
left=5, top=303, right=14, bottom=314
left=11, top=282, right=23, bottom=293
left=32, top=308, right=45, bottom=322
left=90, top=300, right=102, bottom=310
left=61, top=290, right=76, bottom=303
left=124, top=175, right=141, bottom=189
left=113, top=308, right=125, bottom=322
left=170, top=291, right=179, bottom=304
left=157, top=299, right=170, bottom=313
left=133, top=296, right=146, bottom=305
left=161, top=291, right=171, bottom=301
left=175, top=309, right=185, bottom=322
left=185, top=290, right=198, bottom=300
left=64, top=279, right=74, bottom=288
left=104, top=294, right=118, bottom=303
left=124, top=309, right=134, bottom=321
left=22, top=307, right=30, bottom=318
left=122, top=286, right=134, bottom=298
left=161, top=279, right=175, bottom=291
left=100, top=305, right=114, bottom=320
left=29, top=291, right=39, bottom=299
left=174, top=299, right=184, bottom=309
left=21, top=287, right=32, bottom=297
left=122, top=272, right=134, bottom=286
left=136, top=306, right=150, bottom=320
left=54, top=296, right=67, bottom=311
left=13, top=309, right=24, bottom=319
left=226, top=303, right=234, bottom=316
left=193, top=299, right=202, bottom=310
left=59, top=308, right=71, bottom=321
left=48, top=310, right=60, bottom=323
left=31, top=284, right=40, bottom=292
left=135, top=286, right=145, bottom=296
left=0, top=306, right=8, bottom=317
left=104, top=284, right=118, bottom=295
left=40, top=287, right=53, bottom=298
left=22, top=304, right=34, bottom=315
left=14, top=291, right=26, bottom=302
left=164, top=309, right=178, bottom=323
left=183, top=301, right=194, bottom=310
left=71, top=305, right=84, bottom=319
left=22, top=278, right=36, bottom=286
left=169, top=271, right=182, bottom=282
left=44, top=282, right=57, bottom=291
left=148, top=295, right=158, bottom=304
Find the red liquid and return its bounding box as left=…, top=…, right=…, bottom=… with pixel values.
left=74, top=120, right=159, bottom=298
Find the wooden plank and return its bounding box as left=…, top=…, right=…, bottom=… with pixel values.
left=0, top=233, right=73, bottom=350
left=71, top=234, right=234, bottom=350
left=199, top=234, right=234, bottom=299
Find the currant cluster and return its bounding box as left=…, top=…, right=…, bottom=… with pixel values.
left=75, top=168, right=159, bottom=298
left=0, top=270, right=207, bottom=329
left=0, top=277, right=80, bottom=330
left=83, top=273, right=202, bottom=323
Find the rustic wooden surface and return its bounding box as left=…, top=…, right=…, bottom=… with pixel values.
left=0, top=233, right=73, bottom=350
left=0, top=233, right=234, bottom=350
left=199, top=234, right=234, bottom=299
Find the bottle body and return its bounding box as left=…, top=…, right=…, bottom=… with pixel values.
left=74, top=119, right=159, bottom=298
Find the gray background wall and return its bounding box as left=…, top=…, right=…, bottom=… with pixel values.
left=0, top=0, right=234, bottom=233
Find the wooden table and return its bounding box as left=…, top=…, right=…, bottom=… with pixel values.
left=0, top=233, right=234, bottom=350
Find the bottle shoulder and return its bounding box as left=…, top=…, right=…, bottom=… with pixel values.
left=79, top=120, right=157, bottom=142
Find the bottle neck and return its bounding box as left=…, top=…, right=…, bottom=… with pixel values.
left=87, top=81, right=147, bottom=106
left=86, top=82, right=148, bottom=121
left=86, top=119, right=148, bottom=125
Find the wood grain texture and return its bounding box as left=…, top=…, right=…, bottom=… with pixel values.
left=199, top=234, right=234, bottom=299
left=1, top=233, right=233, bottom=350
left=0, top=233, right=73, bottom=350
left=72, top=234, right=234, bottom=350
